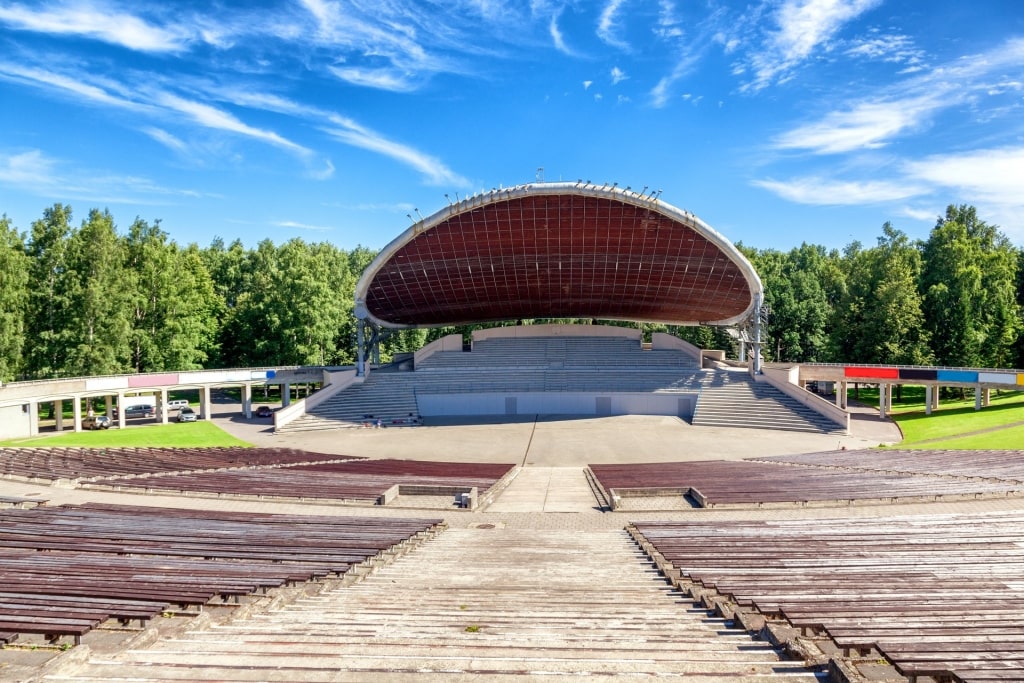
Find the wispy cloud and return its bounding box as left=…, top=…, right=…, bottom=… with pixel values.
left=610, top=66, right=627, bottom=84
left=597, top=0, right=629, bottom=50
left=753, top=175, right=925, bottom=205
left=773, top=96, right=941, bottom=154
left=770, top=37, right=1024, bottom=154
left=0, top=1, right=193, bottom=52
left=0, top=148, right=204, bottom=204
left=154, top=93, right=312, bottom=156
left=324, top=115, right=469, bottom=187
left=273, top=220, right=333, bottom=232
left=743, top=0, right=882, bottom=92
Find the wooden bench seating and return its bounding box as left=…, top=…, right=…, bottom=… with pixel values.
left=592, top=451, right=1024, bottom=508
left=0, top=503, right=443, bottom=646
left=0, top=446, right=363, bottom=483
left=633, top=511, right=1024, bottom=683
left=89, top=459, right=516, bottom=504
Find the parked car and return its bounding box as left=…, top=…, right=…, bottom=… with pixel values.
left=123, top=405, right=155, bottom=418
left=167, top=399, right=189, bottom=410
left=256, top=405, right=273, bottom=418
left=82, top=415, right=111, bottom=430
left=177, top=407, right=198, bottom=423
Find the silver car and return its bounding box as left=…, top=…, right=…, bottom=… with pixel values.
left=176, top=407, right=198, bottom=423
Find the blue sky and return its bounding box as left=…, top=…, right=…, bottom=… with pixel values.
left=1, top=0, right=1023, bottom=252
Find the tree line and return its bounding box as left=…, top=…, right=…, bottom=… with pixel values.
left=0, top=203, right=1021, bottom=383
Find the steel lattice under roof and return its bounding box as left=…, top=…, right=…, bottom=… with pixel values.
left=355, top=182, right=762, bottom=328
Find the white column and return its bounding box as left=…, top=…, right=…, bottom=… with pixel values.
left=925, top=385, right=933, bottom=415
left=55, top=400, right=64, bottom=432
left=282, top=383, right=291, bottom=407
left=975, top=386, right=983, bottom=411
left=200, top=385, right=212, bottom=419
left=105, top=395, right=113, bottom=420
left=72, top=397, right=82, bottom=432
left=158, top=388, right=168, bottom=424
left=28, top=400, right=39, bottom=436
left=242, top=383, right=252, bottom=419
left=879, top=383, right=888, bottom=418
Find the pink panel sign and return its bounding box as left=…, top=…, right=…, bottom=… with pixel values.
left=128, top=373, right=179, bottom=388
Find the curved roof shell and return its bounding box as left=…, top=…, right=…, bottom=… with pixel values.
left=355, top=182, right=761, bottom=328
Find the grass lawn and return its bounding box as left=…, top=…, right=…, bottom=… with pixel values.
left=0, top=420, right=251, bottom=448
left=853, top=387, right=1024, bottom=448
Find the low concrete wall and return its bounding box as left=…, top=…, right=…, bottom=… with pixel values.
left=608, top=487, right=691, bottom=511
left=379, top=485, right=478, bottom=510
left=414, top=334, right=463, bottom=366
left=650, top=333, right=703, bottom=364
left=757, top=366, right=849, bottom=433
left=417, top=391, right=696, bottom=419
left=472, top=323, right=641, bottom=342
left=274, top=368, right=361, bottom=431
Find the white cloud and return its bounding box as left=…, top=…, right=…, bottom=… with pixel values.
left=773, top=96, right=941, bottom=154
left=155, top=93, right=312, bottom=156
left=0, top=148, right=203, bottom=204
left=0, top=1, right=192, bottom=52
left=143, top=127, right=187, bottom=153
left=273, top=220, right=333, bottom=232
left=771, top=37, right=1024, bottom=154
left=548, top=12, right=572, bottom=55
left=324, top=115, right=469, bottom=187
left=583, top=80, right=593, bottom=90
left=597, top=0, right=629, bottom=50
left=0, top=61, right=144, bottom=111
left=902, top=145, right=1024, bottom=235
left=610, top=66, right=627, bottom=84
left=753, top=175, right=925, bottom=205
left=744, top=0, right=882, bottom=92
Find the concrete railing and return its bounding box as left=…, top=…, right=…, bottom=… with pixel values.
left=273, top=368, right=363, bottom=431
left=757, top=366, right=849, bottom=432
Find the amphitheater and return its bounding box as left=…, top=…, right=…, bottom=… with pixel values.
left=2, top=183, right=1023, bottom=683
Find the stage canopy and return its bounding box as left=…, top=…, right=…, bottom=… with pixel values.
left=355, top=182, right=761, bottom=329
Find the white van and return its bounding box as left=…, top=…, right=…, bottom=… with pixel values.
left=167, top=399, right=189, bottom=411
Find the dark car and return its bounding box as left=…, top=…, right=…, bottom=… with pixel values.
left=256, top=405, right=273, bottom=418
left=82, top=415, right=111, bottom=430
left=124, top=405, right=155, bottom=418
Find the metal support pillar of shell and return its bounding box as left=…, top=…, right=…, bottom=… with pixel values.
left=356, top=317, right=366, bottom=377
left=751, top=292, right=764, bottom=375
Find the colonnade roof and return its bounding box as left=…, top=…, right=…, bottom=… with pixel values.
left=355, top=182, right=762, bottom=328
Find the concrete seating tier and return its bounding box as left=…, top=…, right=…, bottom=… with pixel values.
left=416, top=336, right=699, bottom=371
left=90, top=459, right=516, bottom=505
left=590, top=455, right=1024, bottom=508
left=692, top=371, right=843, bottom=433
left=632, top=511, right=1024, bottom=683
left=0, top=447, right=358, bottom=483
left=0, top=503, right=441, bottom=646
left=760, top=448, right=1024, bottom=482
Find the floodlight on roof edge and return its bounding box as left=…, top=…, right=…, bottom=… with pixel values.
left=354, top=181, right=763, bottom=329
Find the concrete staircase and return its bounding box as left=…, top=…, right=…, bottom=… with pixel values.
left=693, top=370, right=843, bottom=434
left=47, top=528, right=821, bottom=682
left=279, top=371, right=421, bottom=432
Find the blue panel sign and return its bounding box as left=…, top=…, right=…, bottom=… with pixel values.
left=266, top=370, right=276, bottom=379
left=937, top=370, right=977, bottom=383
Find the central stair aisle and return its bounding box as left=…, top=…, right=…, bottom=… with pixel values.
left=48, top=528, right=822, bottom=682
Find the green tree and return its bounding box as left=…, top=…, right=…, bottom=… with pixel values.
left=921, top=205, right=1020, bottom=368
left=24, top=204, right=74, bottom=378
left=0, top=215, right=29, bottom=381
left=64, top=209, right=133, bottom=376
left=833, top=224, right=931, bottom=365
